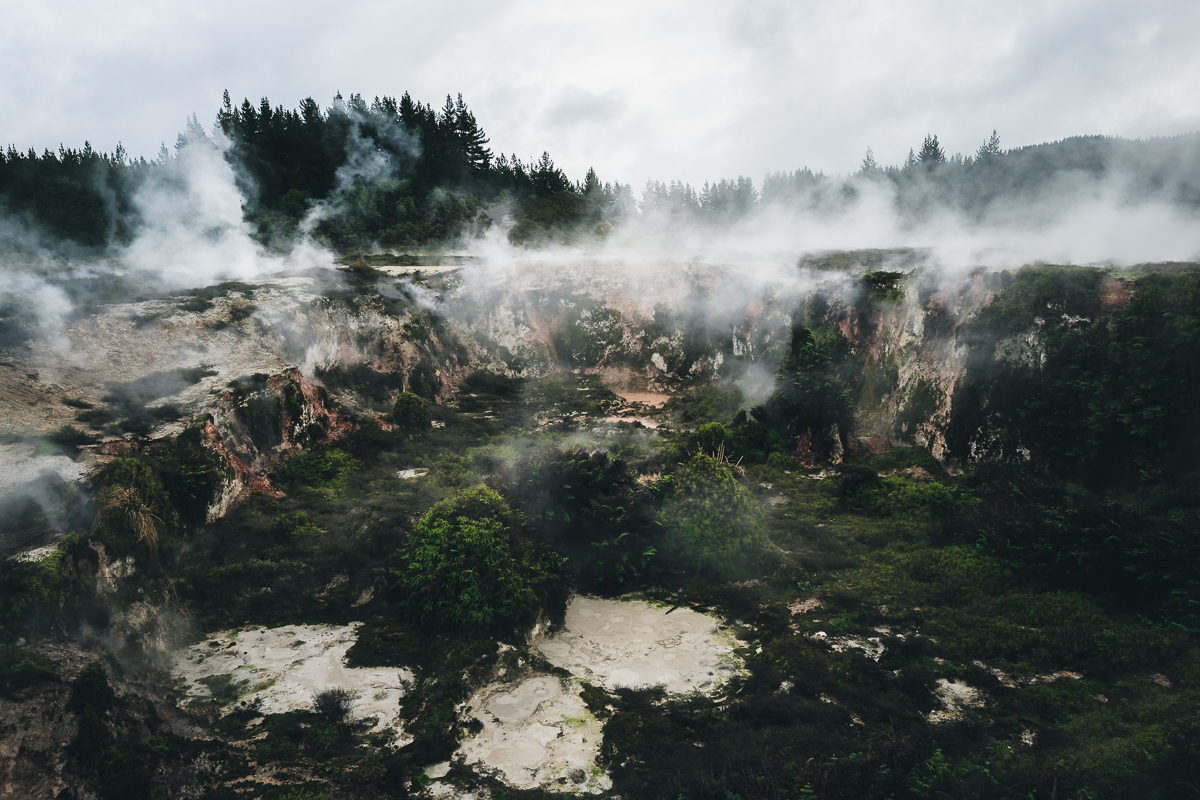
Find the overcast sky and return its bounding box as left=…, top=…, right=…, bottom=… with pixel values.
left=3, top=0, right=1199, bottom=190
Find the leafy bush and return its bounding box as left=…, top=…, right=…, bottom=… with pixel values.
left=392, top=391, right=431, bottom=431
left=664, top=386, right=744, bottom=423
left=945, top=465, right=1200, bottom=625
left=269, top=511, right=326, bottom=539
left=506, top=448, right=646, bottom=543
left=692, top=421, right=727, bottom=455
left=398, top=485, right=562, bottom=629
left=946, top=268, right=1200, bottom=495
left=658, top=454, right=776, bottom=579
left=839, top=468, right=958, bottom=517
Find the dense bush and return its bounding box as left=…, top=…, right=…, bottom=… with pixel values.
left=658, top=454, right=776, bottom=579
left=839, top=468, right=959, bottom=517
left=275, top=448, right=361, bottom=496
left=506, top=447, right=658, bottom=588
left=393, top=391, right=431, bottom=430
left=506, top=448, right=647, bottom=544
left=397, top=485, right=562, bottom=629
left=946, top=267, right=1200, bottom=496
left=312, top=686, right=359, bottom=729
left=944, top=465, right=1200, bottom=625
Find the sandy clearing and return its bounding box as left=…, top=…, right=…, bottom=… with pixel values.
left=458, top=675, right=610, bottom=793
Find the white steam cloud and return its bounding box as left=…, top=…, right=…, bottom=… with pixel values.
left=586, top=169, right=1200, bottom=269
left=126, top=133, right=335, bottom=286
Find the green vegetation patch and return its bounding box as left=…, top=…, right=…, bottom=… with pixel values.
left=659, top=453, right=778, bottom=580
left=398, top=485, right=564, bottom=630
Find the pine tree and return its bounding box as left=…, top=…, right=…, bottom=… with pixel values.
left=452, top=94, right=492, bottom=170
left=860, top=147, right=879, bottom=173
left=583, top=167, right=603, bottom=200
left=976, top=130, right=1002, bottom=161
left=917, top=134, right=946, bottom=167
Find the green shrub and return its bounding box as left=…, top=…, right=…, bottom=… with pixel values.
left=431, top=453, right=471, bottom=488
left=312, top=686, right=359, bottom=731
left=398, top=485, right=560, bottom=629
left=692, top=421, right=727, bottom=455
left=766, top=452, right=792, bottom=470
left=840, top=470, right=958, bottom=518
left=658, top=454, right=776, bottom=579
left=759, top=325, right=853, bottom=462
left=506, top=448, right=657, bottom=588
left=392, top=391, right=431, bottom=431
left=506, top=448, right=645, bottom=544
left=269, top=511, right=325, bottom=539
left=666, top=386, right=744, bottom=423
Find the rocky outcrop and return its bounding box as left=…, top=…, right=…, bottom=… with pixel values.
left=202, top=368, right=356, bottom=519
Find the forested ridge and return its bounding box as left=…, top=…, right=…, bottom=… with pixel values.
left=3, top=91, right=1199, bottom=252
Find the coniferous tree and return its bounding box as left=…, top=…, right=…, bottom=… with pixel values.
left=859, top=147, right=879, bottom=173
left=976, top=130, right=1003, bottom=161
left=917, top=134, right=946, bottom=166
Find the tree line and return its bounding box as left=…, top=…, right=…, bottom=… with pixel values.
left=635, top=130, right=1200, bottom=226
left=0, top=90, right=634, bottom=251
left=0, top=142, right=154, bottom=247
left=3, top=94, right=1199, bottom=251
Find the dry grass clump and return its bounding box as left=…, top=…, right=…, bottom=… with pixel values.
left=100, top=486, right=161, bottom=555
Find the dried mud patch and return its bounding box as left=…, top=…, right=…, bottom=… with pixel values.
left=171, top=622, right=413, bottom=744
left=441, top=596, right=742, bottom=795
left=539, top=596, right=743, bottom=694
left=458, top=675, right=609, bottom=793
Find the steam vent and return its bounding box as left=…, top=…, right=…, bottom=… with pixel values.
left=3, top=79, right=1200, bottom=799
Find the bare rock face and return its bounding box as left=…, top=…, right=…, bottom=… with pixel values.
left=0, top=644, right=162, bottom=800
left=0, top=271, right=463, bottom=527
left=0, top=646, right=85, bottom=799
left=202, top=367, right=356, bottom=519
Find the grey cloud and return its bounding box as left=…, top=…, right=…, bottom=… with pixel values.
left=1, top=0, right=1198, bottom=195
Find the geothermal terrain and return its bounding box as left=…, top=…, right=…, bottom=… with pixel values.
left=1, top=251, right=1198, bottom=799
